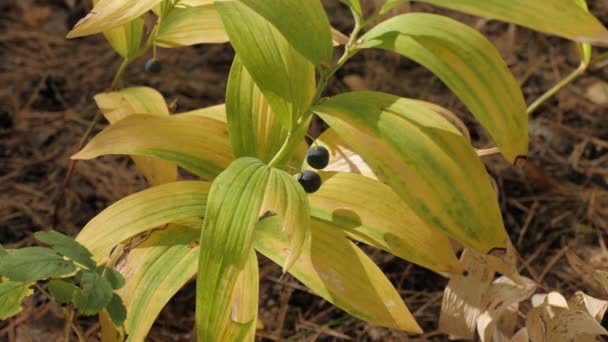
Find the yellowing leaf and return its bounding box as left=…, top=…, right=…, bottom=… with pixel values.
left=196, top=158, right=270, bottom=341
left=95, top=87, right=176, bottom=186
left=310, top=171, right=461, bottom=274
left=573, top=0, right=593, bottom=65
left=155, top=5, right=229, bottom=47
left=0, top=281, right=33, bottom=320
left=226, top=56, right=288, bottom=163
left=67, top=0, right=162, bottom=38
left=314, top=129, right=377, bottom=179
left=112, top=222, right=201, bottom=341
left=313, top=92, right=507, bottom=253
left=413, top=0, right=608, bottom=46
left=180, top=0, right=214, bottom=6
left=566, top=251, right=608, bottom=297
left=76, top=181, right=210, bottom=263
left=182, top=104, right=227, bottom=123
left=361, top=13, right=527, bottom=162
left=72, top=113, right=233, bottom=179
left=216, top=0, right=315, bottom=130
left=254, top=216, right=422, bottom=333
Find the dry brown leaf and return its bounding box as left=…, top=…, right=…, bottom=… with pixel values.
left=568, top=291, right=608, bottom=323
left=585, top=80, right=608, bottom=106
left=510, top=328, right=529, bottom=342
left=548, top=310, right=608, bottom=340
left=343, top=74, right=368, bottom=91
left=331, top=27, right=349, bottom=46
left=566, top=251, right=608, bottom=297
left=22, top=6, right=52, bottom=27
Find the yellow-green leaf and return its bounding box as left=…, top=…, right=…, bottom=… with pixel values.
left=313, top=92, right=507, bottom=254
left=226, top=55, right=288, bottom=163
left=95, top=87, right=176, bottom=186
left=155, top=4, right=229, bottom=48
left=253, top=216, right=422, bottom=333
left=180, top=0, right=214, bottom=6
left=313, top=128, right=377, bottom=179
left=361, top=13, right=527, bottom=162
left=72, top=113, right=233, bottom=179
left=0, top=281, right=33, bottom=320
left=196, top=157, right=270, bottom=341
left=76, top=181, right=210, bottom=263
left=573, top=0, right=593, bottom=65
left=340, top=0, right=362, bottom=15
left=182, top=104, right=227, bottom=123
left=413, top=0, right=608, bottom=46
left=310, top=172, right=461, bottom=274
left=91, top=0, right=144, bottom=58
left=67, top=0, right=162, bottom=38
left=215, top=0, right=316, bottom=130
left=112, top=222, right=201, bottom=341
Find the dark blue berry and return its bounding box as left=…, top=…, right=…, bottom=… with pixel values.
left=306, top=146, right=329, bottom=169
left=297, top=170, right=322, bottom=193
left=145, top=59, right=162, bottom=74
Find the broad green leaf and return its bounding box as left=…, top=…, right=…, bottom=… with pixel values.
left=253, top=216, right=422, bottom=333
left=412, top=0, right=608, bottom=46
left=72, top=114, right=233, bottom=179
left=340, top=0, right=362, bottom=15
left=310, top=172, right=461, bottom=274
left=216, top=0, right=316, bottom=130
left=34, top=230, right=96, bottom=269
left=226, top=55, right=288, bottom=163
left=48, top=279, right=79, bottom=304
left=313, top=128, right=377, bottom=179
left=313, top=92, right=507, bottom=254
left=196, top=158, right=270, bottom=341
left=381, top=0, right=406, bottom=14
left=573, top=0, right=593, bottom=65
left=112, top=222, right=201, bottom=341
left=221, top=250, right=259, bottom=341
left=0, top=247, right=76, bottom=282
left=225, top=0, right=333, bottom=65
left=73, top=270, right=114, bottom=316
left=67, top=0, right=162, bottom=38
left=94, top=87, right=177, bottom=186
left=98, top=267, right=126, bottom=290
left=262, top=168, right=310, bottom=272
left=0, top=281, right=33, bottom=320
left=155, top=5, right=229, bottom=47
left=105, top=293, right=127, bottom=326
left=361, top=13, right=527, bottom=162
left=76, top=180, right=210, bottom=262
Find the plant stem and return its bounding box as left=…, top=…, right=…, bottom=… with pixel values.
left=526, top=62, right=587, bottom=115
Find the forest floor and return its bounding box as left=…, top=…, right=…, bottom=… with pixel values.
left=1, top=0, right=608, bottom=341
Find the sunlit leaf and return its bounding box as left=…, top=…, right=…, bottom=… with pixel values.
left=310, top=171, right=460, bottom=274
left=155, top=4, right=229, bottom=47
left=72, top=114, right=233, bottom=179
left=226, top=56, right=288, bottom=163
left=0, top=247, right=76, bottom=282
left=254, top=216, right=422, bottom=332
left=216, top=0, right=316, bottom=130
left=361, top=13, right=527, bottom=162
left=313, top=92, right=507, bottom=253
left=196, top=157, right=270, bottom=341
left=76, top=181, right=210, bottom=262
left=34, top=230, right=96, bottom=269
left=67, top=0, right=161, bottom=38
left=313, top=129, right=377, bottom=179
left=0, top=280, right=33, bottom=320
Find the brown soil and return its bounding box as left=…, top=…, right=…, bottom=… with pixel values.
left=1, top=0, right=607, bottom=341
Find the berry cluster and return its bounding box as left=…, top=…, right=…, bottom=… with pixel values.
left=298, top=146, right=329, bottom=193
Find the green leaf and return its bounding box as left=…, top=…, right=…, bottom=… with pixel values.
left=67, top=0, right=162, bottom=38
left=105, top=293, right=127, bottom=326
left=0, top=247, right=76, bottom=282
left=226, top=0, right=333, bottom=65
left=313, top=92, right=507, bottom=254
left=361, top=13, right=527, bottom=162
left=155, top=4, right=229, bottom=47
left=310, top=171, right=461, bottom=274
left=573, top=0, right=593, bottom=65
left=0, top=280, right=33, bottom=320
left=72, top=113, right=233, bottom=180
left=34, top=230, right=96, bottom=269
left=412, top=0, right=608, bottom=46
left=48, top=279, right=79, bottom=305
left=113, top=222, right=201, bottom=341
left=340, top=0, right=362, bottom=15
left=73, top=270, right=114, bottom=316
left=76, top=181, right=210, bottom=262
left=226, top=56, right=288, bottom=163
left=216, top=0, right=316, bottom=130
left=196, top=157, right=270, bottom=341
left=254, top=216, right=422, bottom=333
left=0, top=245, right=7, bottom=256
left=98, top=267, right=126, bottom=290
left=94, top=87, right=177, bottom=186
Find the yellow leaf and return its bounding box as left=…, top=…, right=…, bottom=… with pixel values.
left=313, top=129, right=377, bottom=179
left=310, top=171, right=461, bottom=274
left=254, top=216, right=422, bottom=333
left=155, top=5, right=229, bottom=48
left=76, top=181, right=210, bottom=262
left=95, top=87, right=176, bottom=186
